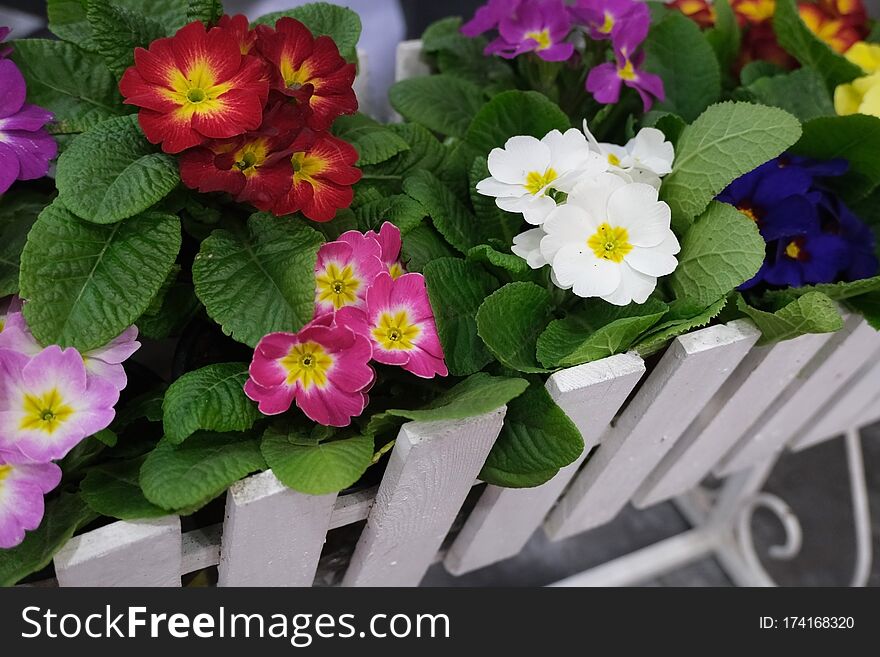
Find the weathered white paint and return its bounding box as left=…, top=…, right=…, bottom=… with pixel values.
left=352, top=49, right=370, bottom=115
left=218, top=470, right=337, bottom=587
left=329, top=486, right=378, bottom=530
left=342, top=409, right=506, bottom=586
left=54, top=516, right=182, bottom=587
left=395, top=39, right=430, bottom=82
left=181, top=523, right=221, bottom=574
left=545, top=321, right=759, bottom=540
left=716, top=315, right=876, bottom=475
left=444, top=353, right=646, bottom=575
left=790, top=347, right=880, bottom=450
left=634, top=327, right=828, bottom=506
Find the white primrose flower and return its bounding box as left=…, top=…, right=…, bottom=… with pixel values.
left=476, top=128, right=607, bottom=225
left=582, top=120, right=675, bottom=190
left=540, top=173, right=680, bottom=305
left=511, top=228, right=548, bottom=269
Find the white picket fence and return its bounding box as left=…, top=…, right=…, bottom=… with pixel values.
left=48, top=40, right=880, bottom=587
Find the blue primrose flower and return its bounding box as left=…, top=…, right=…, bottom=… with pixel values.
left=716, top=155, right=878, bottom=290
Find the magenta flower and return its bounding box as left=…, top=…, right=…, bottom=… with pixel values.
left=486, top=0, right=575, bottom=62
left=338, top=272, right=448, bottom=379
left=0, top=346, right=119, bottom=463
left=244, top=313, right=375, bottom=427
left=314, top=232, right=384, bottom=316
left=0, top=456, right=61, bottom=549
left=371, top=222, right=406, bottom=279
left=0, top=312, right=139, bottom=391
left=0, top=59, right=57, bottom=195
left=462, top=0, right=522, bottom=37
left=586, top=47, right=665, bottom=111
left=570, top=0, right=650, bottom=54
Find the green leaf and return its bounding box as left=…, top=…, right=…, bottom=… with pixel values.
left=847, top=291, right=880, bottom=330
left=252, top=2, right=361, bottom=62
left=193, top=213, right=323, bottom=347
left=354, top=194, right=425, bottom=235
left=469, top=156, right=522, bottom=246
left=705, top=0, right=741, bottom=75
left=0, top=192, right=45, bottom=297
left=744, top=68, right=835, bottom=122
left=113, top=385, right=167, bottom=430
left=790, top=114, right=880, bottom=202
left=9, top=39, right=128, bottom=135
left=20, top=201, right=181, bottom=351
left=331, top=113, right=409, bottom=166
left=140, top=432, right=266, bottom=512
left=0, top=493, right=96, bottom=586
left=400, top=222, right=457, bottom=272
left=48, top=0, right=187, bottom=46
left=423, top=18, right=516, bottom=93
left=480, top=381, right=584, bottom=488
left=464, top=90, right=571, bottom=155
left=187, top=0, right=223, bottom=24
left=81, top=457, right=167, bottom=520
left=137, top=278, right=201, bottom=340
left=467, top=244, right=531, bottom=277
left=634, top=297, right=728, bottom=356
left=423, top=258, right=498, bottom=376
left=56, top=115, right=180, bottom=224
left=379, top=372, right=528, bottom=423
left=644, top=11, right=721, bottom=122
left=162, top=363, right=259, bottom=445
left=261, top=430, right=373, bottom=495
left=739, top=60, right=786, bottom=85
left=760, top=275, right=880, bottom=308
left=360, top=124, right=459, bottom=193
left=773, top=0, right=862, bottom=90
left=85, top=0, right=167, bottom=78
left=737, top=292, right=844, bottom=345
left=390, top=75, right=486, bottom=139
left=670, top=201, right=765, bottom=307
left=403, top=170, right=481, bottom=253
left=660, top=102, right=802, bottom=230
left=476, top=282, right=554, bottom=373
left=537, top=298, right=668, bottom=368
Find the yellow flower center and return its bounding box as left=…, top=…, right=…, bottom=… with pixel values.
left=20, top=388, right=74, bottom=435
left=784, top=240, right=802, bottom=260
left=524, top=168, right=558, bottom=195
left=280, top=61, right=315, bottom=91
left=291, top=151, right=326, bottom=185
left=165, top=60, right=231, bottom=119
left=587, top=223, right=633, bottom=263
left=234, top=138, right=269, bottom=177
left=607, top=153, right=621, bottom=167
left=316, top=262, right=361, bottom=309
left=599, top=12, right=615, bottom=34
left=737, top=0, right=776, bottom=22
left=388, top=262, right=405, bottom=279
left=737, top=205, right=759, bottom=223
left=0, top=464, right=10, bottom=489
left=372, top=310, right=421, bottom=351
left=618, top=59, right=636, bottom=81
left=280, top=342, right=333, bottom=390
left=525, top=29, right=552, bottom=50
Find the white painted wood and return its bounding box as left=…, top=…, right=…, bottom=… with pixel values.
left=342, top=409, right=506, bottom=587
left=444, top=353, right=646, bottom=575
left=218, top=470, right=336, bottom=587
left=790, top=347, right=880, bottom=450
left=54, top=516, right=182, bottom=587
left=329, top=485, right=378, bottom=530
left=545, top=322, right=759, bottom=540
left=634, top=327, right=828, bottom=506
left=181, top=524, right=221, bottom=574
left=395, top=39, right=430, bottom=82
left=353, top=49, right=370, bottom=116
left=716, top=315, right=876, bottom=475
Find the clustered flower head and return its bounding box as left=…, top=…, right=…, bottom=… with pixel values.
left=481, top=121, right=679, bottom=305
left=462, top=0, right=665, bottom=111
left=245, top=223, right=448, bottom=427
left=120, top=16, right=361, bottom=222
left=0, top=26, right=57, bottom=195
left=0, top=297, right=139, bottom=548
left=717, top=155, right=878, bottom=289
left=834, top=41, right=880, bottom=118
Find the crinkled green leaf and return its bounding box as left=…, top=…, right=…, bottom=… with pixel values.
left=252, top=2, right=361, bottom=62
left=847, top=291, right=880, bottom=330
left=193, top=213, right=323, bottom=347
left=48, top=0, right=188, bottom=48
left=81, top=457, right=167, bottom=520
left=20, top=201, right=181, bottom=351
left=469, top=156, right=523, bottom=245
left=390, top=74, right=486, bottom=139
left=400, top=222, right=456, bottom=272
left=671, top=201, right=765, bottom=307
left=661, top=102, right=802, bottom=230
left=424, top=257, right=498, bottom=376
left=332, top=113, right=409, bottom=166
left=644, top=11, right=721, bottom=122
left=760, top=275, right=880, bottom=309
left=480, top=381, right=584, bottom=488
left=467, top=244, right=531, bottom=277
left=56, top=115, right=180, bottom=224
left=162, top=363, right=259, bottom=444
left=140, top=432, right=266, bottom=512
left=737, top=292, right=844, bottom=345
left=744, top=68, right=835, bottom=122
left=360, top=124, right=458, bottom=193
left=464, top=90, right=570, bottom=155
left=403, top=170, right=481, bottom=253
left=705, top=0, right=741, bottom=76
left=634, top=297, right=728, bottom=356
left=476, top=282, right=553, bottom=373
left=0, top=192, right=45, bottom=297
left=85, top=0, right=167, bottom=78
left=187, top=0, right=223, bottom=24
left=137, top=278, right=201, bottom=340
left=537, top=298, right=668, bottom=368
left=739, top=60, right=786, bottom=85
left=354, top=194, right=425, bottom=234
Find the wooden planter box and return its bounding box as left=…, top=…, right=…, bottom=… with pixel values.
left=48, top=41, right=880, bottom=587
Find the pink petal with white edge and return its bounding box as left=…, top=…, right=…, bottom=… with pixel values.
left=325, top=332, right=375, bottom=394
left=83, top=358, right=127, bottom=391
left=336, top=229, right=382, bottom=261
left=85, top=325, right=141, bottom=364
left=296, top=386, right=368, bottom=427
left=374, top=222, right=402, bottom=269
left=0, top=312, right=42, bottom=356
left=0, top=459, right=61, bottom=549
left=244, top=378, right=295, bottom=415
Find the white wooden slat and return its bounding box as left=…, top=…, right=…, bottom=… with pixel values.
left=218, top=470, right=336, bottom=587
left=856, top=391, right=880, bottom=427
left=790, top=347, right=880, bottom=450
left=181, top=524, right=221, bottom=574
left=54, top=516, right=182, bottom=587
left=395, top=39, right=430, bottom=82
left=342, top=408, right=506, bottom=587
left=715, top=314, right=876, bottom=475
left=443, top=353, right=646, bottom=575
left=544, top=321, right=759, bottom=540
left=352, top=49, right=370, bottom=116
left=633, top=327, right=828, bottom=507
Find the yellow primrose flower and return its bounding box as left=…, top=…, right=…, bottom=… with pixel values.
left=844, top=41, right=880, bottom=74
left=834, top=72, right=880, bottom=118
